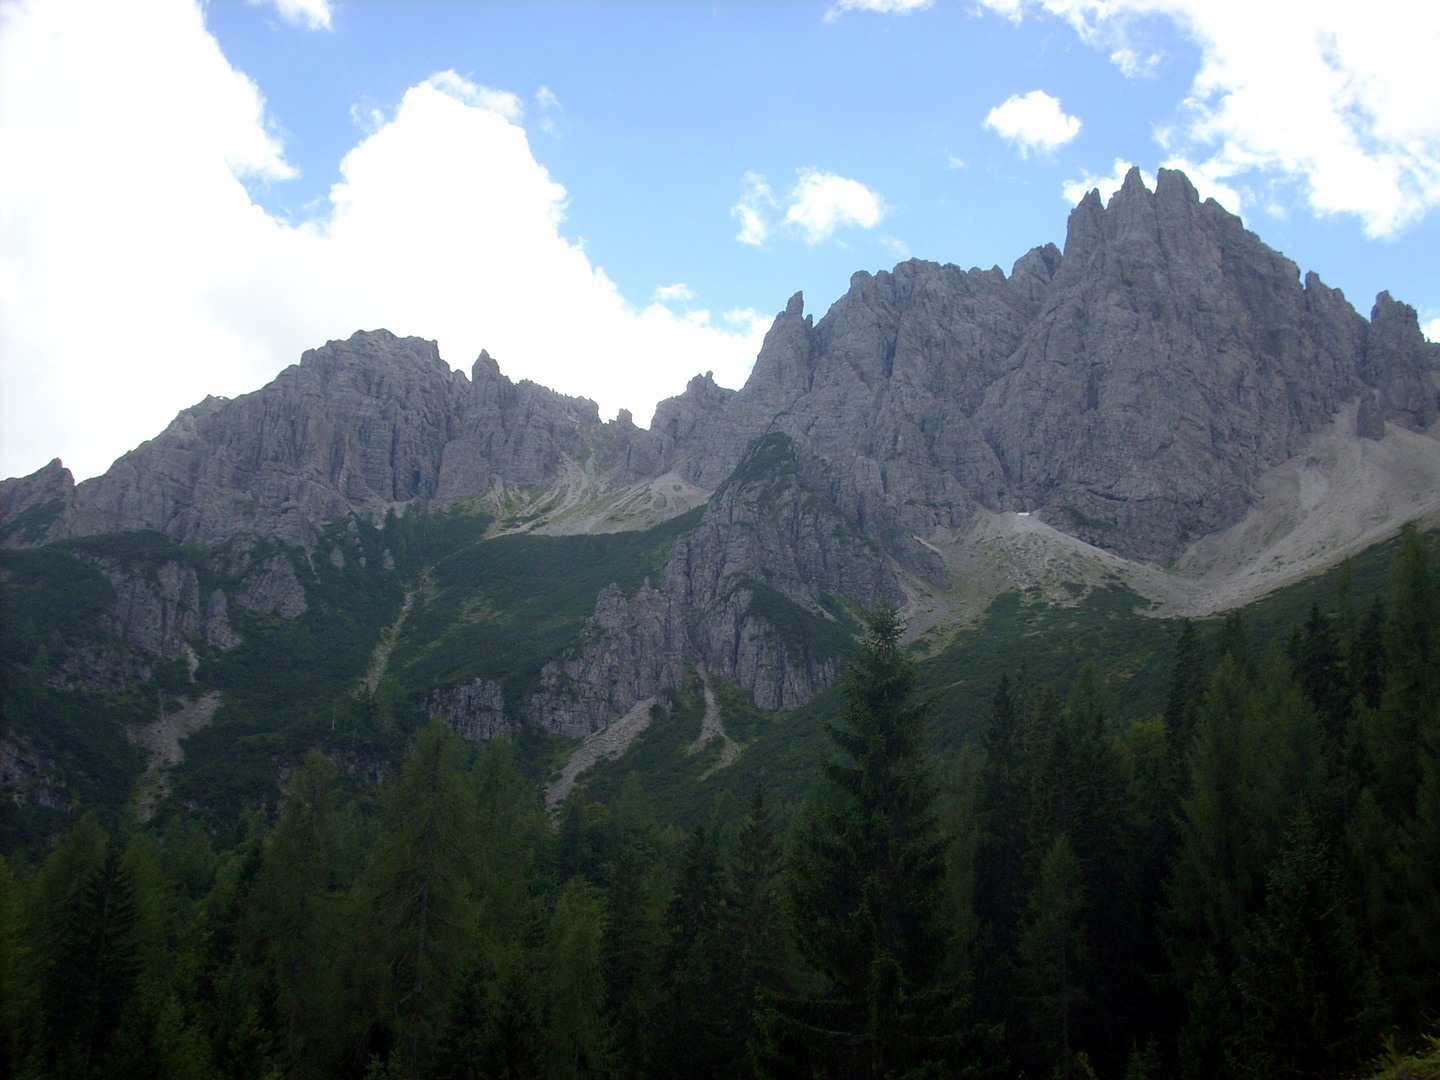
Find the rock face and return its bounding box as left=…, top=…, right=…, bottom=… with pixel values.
left=524, top=434, right=909, bottom=731
left=430, top=678, right=510, bottom=743
left=4, top=332, right=607, bottom=548
left=3, top=167, right=1437, bottom=733
left=645, top=168, right=1440, bottom=562
left=7, top=176, right=1434, bottom=564
left=527, top=581, right=689, bottom=737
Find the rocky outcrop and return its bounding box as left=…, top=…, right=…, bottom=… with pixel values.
left=429, top=678, right=510, bottom=743
left=94, top=558, right=205, bottom=662
left=522, top=434, right=906, bottom=731
left=665, top=433, right=901, bottom=709
left=644, top=168, right=1439, bottom=563
left=0, top=458, right=73, bottom=544
left=11, top=331, right=609, bottom=549
left=527, top=581, right=688, bottom=737
left=232, top=555, right=307, bottom=619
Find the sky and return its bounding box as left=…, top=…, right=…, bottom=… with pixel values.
left=2, top=0, right=1438, bottom=482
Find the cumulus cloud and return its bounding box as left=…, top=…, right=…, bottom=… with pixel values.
left=249, top=0, right=331, bottom=31
left=1424, top=317, right=1440, bottom=345
left=984, top=90, right=1082, bottom=157
left=785, top=170, right=886, bottom=243
left=733, top=169, right=886, bottom=246
left=0, top=1, right=768, bottom=480
left=977, top=0, right=1440, bottom=237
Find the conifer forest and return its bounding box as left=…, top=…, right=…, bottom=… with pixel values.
left=2, top=524, right=1437, bottom=1080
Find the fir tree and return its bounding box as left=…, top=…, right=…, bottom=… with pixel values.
left=359, top=720, right=482, bottom=1077
left=1017, top=833, right=1087, bottom=1078
left=764, top=609, right=970, bottom=1079
left=1234, top=807, right=1381, bottom=1078
left=1163, top=620, right=1207, bottom=758
left=43, top=835, right=141, bottom=1078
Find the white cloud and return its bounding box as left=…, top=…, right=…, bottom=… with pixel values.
left=1061, top=158, right=1155, bottom=205
left=731, top=169, right=886, bottom=246
left=249, top=0, right=331, bottom=31
left=784, top=169, right=886, bottom=244
left=731, top=172, right=778, bottom=246
left=1424, top=316, right=1440, bottom=344
left=826, top=0, right=933, bottom=19
left=984, top=90, right=1082, bottom=157
left=652, top=283, right=696, bottom=304
left=0, top=1, right=768, bottom=480
left=425, top=70, right=523, bottom=123
left=946, top=155, right=968, bottom=170
left=977, top=0, right=1440, bottom=237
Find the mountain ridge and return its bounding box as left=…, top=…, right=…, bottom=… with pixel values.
left=3, top=166, right=1438, bottom=766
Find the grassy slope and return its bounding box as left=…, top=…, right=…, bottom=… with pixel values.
left=3, top=490, right=1430, bottom=850
left=569, top=528, right=1433, bottom=831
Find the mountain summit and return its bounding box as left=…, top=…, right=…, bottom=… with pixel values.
left=3, top=167, right=1438, bottom=752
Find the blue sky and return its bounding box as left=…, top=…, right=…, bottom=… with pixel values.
left=2, top=0, right=1438, bottom=480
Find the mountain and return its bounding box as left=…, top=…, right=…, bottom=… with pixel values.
left=2, top=167, right=1438, bottom=839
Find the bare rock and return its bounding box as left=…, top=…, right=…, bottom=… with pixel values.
left=527, top=581, right=688, bottom=737
left=0, top=458, right=73, bottom=546
left=94, top=558, right=203, bottom=661
left=233, top=555, right=307, bottom=618
left=429, top=678, right=510, bottom=742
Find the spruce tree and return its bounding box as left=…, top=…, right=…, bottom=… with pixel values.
left=764, top=609, right=969, bottom=1079
left=43, top=835, right=141, bottom=1078
left=729, top=785, right=786, bottom=1072
left=1163, top=620, right=1207, bottom=758
left=655, top=824, right=734, bottom=1079
left=359, top=719, right=482, bottom=1076
left=1234, top=807, right=1381, bottom=1078
left=1017, top=834, right=1087, bottom=1078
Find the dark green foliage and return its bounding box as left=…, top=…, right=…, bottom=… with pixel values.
left=1233, top=807, right=1381, bottom=1078
left=3, top=481, right=1438, bottom=1080
left=1163, top=620, right=1206, bottom=758
left=389, top=506, right=702, bottom=707
left=765, top=609, right=971, bottom=1079
left=41, top=835, right=141, bottom=1077
left=357, top=720, right=481, bottom=1075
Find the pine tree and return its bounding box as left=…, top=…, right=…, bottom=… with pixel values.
left=1168, top=657, right=1312, bottom=1077
left=729, top=785, right=787, bottom=1074
left=602, top=843, right=661, bottom=1068
left=544, top=879, right=612, bottom=1080
left=0, top=854, right=30, bottom=1079
left=245, top=751, right=344, bottom=1073
left=764, top=609, right=969, bottom=1079
left=1026, top=665, right=1133, bottom=1072
left=976, top=673, right=1030, bottom=946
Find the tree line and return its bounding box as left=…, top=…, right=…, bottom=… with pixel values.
left=1, top=527, right=1437, bottom=1079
